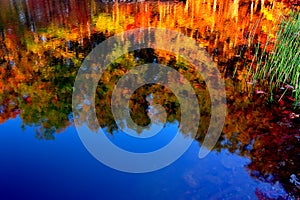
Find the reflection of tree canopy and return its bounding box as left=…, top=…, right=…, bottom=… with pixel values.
left=222, top=79, right=300, bottom=198
left=0, top=0, right=299, bottom=198
left=92, top=51, right=211, bottom=137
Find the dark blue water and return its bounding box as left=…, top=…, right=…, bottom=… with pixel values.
left=0, top=117, right=288, bottom=200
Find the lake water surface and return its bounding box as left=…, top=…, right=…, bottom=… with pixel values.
left=0, top=0, right=299, bottom=199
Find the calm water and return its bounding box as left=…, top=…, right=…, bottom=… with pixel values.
left=0, top=0, right=300, bottom=199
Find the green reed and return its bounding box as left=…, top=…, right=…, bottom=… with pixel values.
left=249, top=10, right=300, bottom=105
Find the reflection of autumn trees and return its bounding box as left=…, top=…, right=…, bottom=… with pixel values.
left=0, top=0, right=299, bottom=197
left=0, top=53, right=76, bottom=139
left=1, top=0, right=290, bottom=65
left=73, top=43, right=300, bottom=197
left=91, top=51, right=211, bottom=137
left=248, top=127, right=300, bottom=195
left=0, top=0, right=94, bottom=138
left=222, top=79, right=300, bottom=198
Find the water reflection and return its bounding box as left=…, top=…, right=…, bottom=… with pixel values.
left=0, top=0, right=300, bottom=198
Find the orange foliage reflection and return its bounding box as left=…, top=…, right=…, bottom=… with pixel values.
left=0, top=0, right=299, bottom=198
